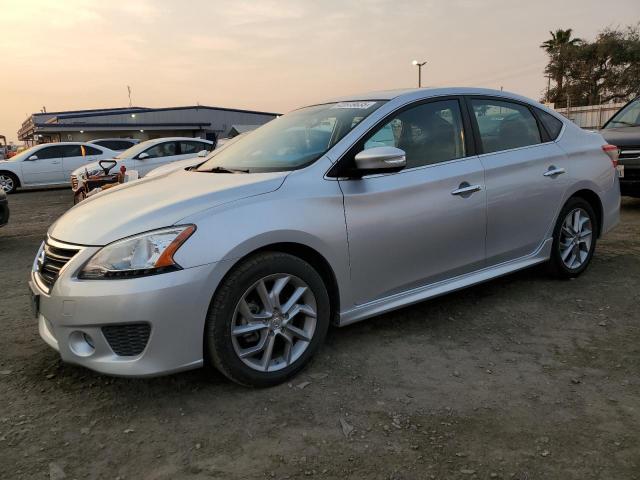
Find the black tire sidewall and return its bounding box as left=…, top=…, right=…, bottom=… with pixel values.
left=550, top=197, right=597, bottom=278
left=206, top=252, right=330, bottom=387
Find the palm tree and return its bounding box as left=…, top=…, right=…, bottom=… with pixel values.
left=541, top=29, right=583, bottom=103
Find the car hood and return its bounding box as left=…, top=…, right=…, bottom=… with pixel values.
left=146, top=157, right=203, bottom=178
left=72, top=158, right=122, bottom=177
left=600, top=126, right=640, bottom=147
left=49, top=169, right=288, bottom=245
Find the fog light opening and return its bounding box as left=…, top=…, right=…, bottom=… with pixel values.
left=69, top=331, right=96, bottom=357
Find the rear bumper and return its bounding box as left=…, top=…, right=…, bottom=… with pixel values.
left=0, top=198, right=9, bottom=227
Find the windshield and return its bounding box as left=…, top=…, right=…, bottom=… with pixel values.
left=3, top=145, right=40, bottom=162
left=197, top=101, right=386, bottom=173
left=114, top=141, right=155, bottom=159
left=605, top=98, right=640, bottom=128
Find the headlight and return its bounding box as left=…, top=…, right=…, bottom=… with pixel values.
left=79, top=225, right=196, bottom=279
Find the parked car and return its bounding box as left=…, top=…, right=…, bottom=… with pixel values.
left=31, top=88, right=620, bottom=387
left=0, top=188, right=9, bottom=227
left=145, top=136, right=238, bottom=178
left=600, top=96, right=640, bottom=197
left=71, top=137, right=214, bottom=201
left=0, top=142, right=116, bottom=193
left=89, top=138, right=141, bottom=151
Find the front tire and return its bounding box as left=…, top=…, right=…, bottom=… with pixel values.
left=205, top=252, right=330, bottom=387
left=0, top=173, right=18, bottom=194
left=548, top=197, right=597, bottom=278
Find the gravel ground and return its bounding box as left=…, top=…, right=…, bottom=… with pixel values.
left=1, top=189, right=639, bottom=480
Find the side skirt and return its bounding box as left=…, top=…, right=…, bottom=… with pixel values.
left=338, top=238, right=553, bottom=327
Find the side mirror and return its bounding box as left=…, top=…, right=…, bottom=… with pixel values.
left=354, top=146, right=406, bottom=174
left=28, top=155, right=38, bottom=161
left=197, top=149, right=208, bottom=158
left=138, top=152, right=149, bottom=160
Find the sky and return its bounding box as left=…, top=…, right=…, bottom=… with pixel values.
left=0, top=0, right=638, bottom=142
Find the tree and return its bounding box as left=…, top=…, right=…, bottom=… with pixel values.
left=540, top=29, right=583, bottom=105
left=541, top=25, right=640, bottom=108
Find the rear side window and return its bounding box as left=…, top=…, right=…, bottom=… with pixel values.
left=536, top=109, right=563, bottom=140
left=470, top=99, right=541, bottom=154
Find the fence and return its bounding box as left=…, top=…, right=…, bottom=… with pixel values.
left=552, top=102, right=626, bottom=130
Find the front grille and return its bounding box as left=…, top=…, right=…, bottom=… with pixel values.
left=36, top=241, right=80, bottom=291
left=71, top=175, right=79, bottom=190
left=619, top=147, right=640, bottom=162
left=102, top=323, right=151, bottom=356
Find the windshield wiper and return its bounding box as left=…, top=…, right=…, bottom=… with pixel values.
left=205, top=166, right=250, bottom=174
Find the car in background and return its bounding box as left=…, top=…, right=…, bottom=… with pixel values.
left=0, top=143, right=116, bottom=193
left=71, top=137, right=214, bottom=201
left=32, top=87, right=620, bottom=387
left=600, top=97, right=640, bottom=197
left=145, top=136, right=239, bottom=178
left=0, top=188, right=8, bottom=227
left=89, top=138, right=141, bottom=152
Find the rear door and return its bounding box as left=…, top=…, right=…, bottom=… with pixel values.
left=60, top=145, right=104, bottom=179
left=467, top=96, right=569, bottom=265
left=20, top=145, right=65, bottom=185
left=338, top=97, right=487, bottom=304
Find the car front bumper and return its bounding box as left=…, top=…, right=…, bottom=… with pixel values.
left=31, top=240, right=222, bottom=377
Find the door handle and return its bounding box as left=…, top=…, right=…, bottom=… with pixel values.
left=451, top=183, right=483, bottom=196
left=51, top=161, right=61, bottom=165
left=543, top=167, right=566, bottom=177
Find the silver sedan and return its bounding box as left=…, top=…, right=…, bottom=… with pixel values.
left=30, top=88, right=620, bottom=386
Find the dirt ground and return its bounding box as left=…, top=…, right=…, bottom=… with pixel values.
left=1, top=189, right=639, bottom=480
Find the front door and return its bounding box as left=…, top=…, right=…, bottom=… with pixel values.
left=338, top=98, right=487, bottom=305
left=60, top=145, right=104, bottom=179
left=467, top=97, right=570, bottom=265
left=20, top=145, right=65, bottom=186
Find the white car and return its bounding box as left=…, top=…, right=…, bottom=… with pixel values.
left=0, top=142, right=116, bottom=193
left=71, top=137, right=214, bottom=192
left=145, top=136, right=239, bottom=178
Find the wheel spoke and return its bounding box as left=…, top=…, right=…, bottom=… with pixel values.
left=282, top=286, right=307, bottom=314
left=572, top=210, right=581, bottom=232
left=238, top=298, right=270, bottom=321
left=232, top=322, right=268, bottom=336
left=561, top=244, right=574, bottom=262
left=238, top=333, right=268, bottom=358
left=282, top=332, right=294, bottom=366
left=256, top=280, right=273, bottom=313
left=270, top=276, right=290, bottom=309
left=285, top=324, right=311, bottom=342
left=287, top=303, right=317, bottom=320
left=260, top=335, right=276, bottom=371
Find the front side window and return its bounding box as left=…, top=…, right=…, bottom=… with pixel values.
left=143, top=142, right=177, bottom=158
left=471, top=99, right=541, bottom=154
left=197, top=101, right=386, bottom=173
left=604, top=98, right=640, bottom=128
left=180, top=141, right=210, bottom=155
left=35, top=146, right=66, bottom=159
left=362, top=99, right=466, bottom=168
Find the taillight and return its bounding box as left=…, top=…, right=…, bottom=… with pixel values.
left=602, top=144, right=619, bottom=167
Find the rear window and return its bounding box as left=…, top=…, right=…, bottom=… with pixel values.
left=95, top=140, right=135, bottom=150
left=537, top=109, right=563, bottom=140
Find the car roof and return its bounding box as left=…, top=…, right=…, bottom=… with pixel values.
left=137, top=137, right=213, bottom=146
left=324, top=87, right=541, bottom=106
left=89, top=138, right=139, bottom=143
left=36, top=142, right=108, bottom=146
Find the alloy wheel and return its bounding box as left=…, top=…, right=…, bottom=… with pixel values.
left=0, top=175, right=14, bottom=193
left=559, top=208, right=593, bottom=270
left=231, top=273, right=317, bottom=372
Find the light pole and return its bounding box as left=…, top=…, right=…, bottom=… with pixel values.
left=412, top=60, right=427, bottom=88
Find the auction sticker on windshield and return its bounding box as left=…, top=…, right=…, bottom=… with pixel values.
left=331, top=101, right=377, bottom=109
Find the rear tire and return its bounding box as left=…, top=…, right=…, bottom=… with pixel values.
left=205, top=252, right=330, bottom=387
left=548, top=197, right=597, bottom=278
left=0, top=173, right=18, bottom=194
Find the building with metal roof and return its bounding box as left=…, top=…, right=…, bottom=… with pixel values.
left=18, top=105, right=279, bottom=145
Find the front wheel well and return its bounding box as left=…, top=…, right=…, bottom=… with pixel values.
left=568, top=189, right=603, bottom=237
left=226, top=243, right=340, bottom=325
